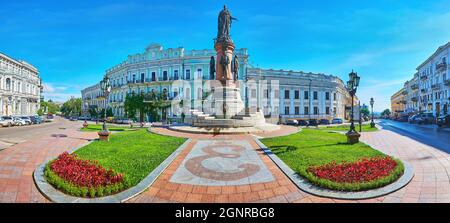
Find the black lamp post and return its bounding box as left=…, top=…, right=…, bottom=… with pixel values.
left=346, top=70, right=361, bottom=144
left=370, top=97, right=375, bottom=128
left=98, top=75, right=111, bottom=141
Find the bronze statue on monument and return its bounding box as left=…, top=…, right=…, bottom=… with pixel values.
left=232, top=55, right=239, bottom=81
left=209, top=56, right=215, bottom=80
left=217, top=5, right=237, bottom=43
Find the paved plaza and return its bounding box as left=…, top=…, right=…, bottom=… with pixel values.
left=1, top=120, right=449, bottom=203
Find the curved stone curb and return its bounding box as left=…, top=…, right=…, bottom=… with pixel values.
left=33, top=137, right=192, bottom=203
left=254, top=138, right=414, bottom=200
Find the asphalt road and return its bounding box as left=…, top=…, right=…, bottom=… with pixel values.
left=377, top=119, right=450, bottom=154
left=0, top=117, right=80, bottom=150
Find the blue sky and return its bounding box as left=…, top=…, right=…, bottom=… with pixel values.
left=1, top=0, right=450, bottom=111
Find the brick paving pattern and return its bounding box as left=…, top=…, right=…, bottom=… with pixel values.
left=1, top=121, right=449, bottom=203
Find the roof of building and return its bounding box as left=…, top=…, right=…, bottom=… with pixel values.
left=0, top=52, right=39, bottom=73
left=416, top=41, right=450, bottom=70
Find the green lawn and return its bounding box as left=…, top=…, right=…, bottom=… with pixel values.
left=261, top=128, right=403, bottom=191
left=74, top=129, right=186, bottom=187
left=80, top=124, right=130, bottom=132
left=319, top=123, right=378, bottom=132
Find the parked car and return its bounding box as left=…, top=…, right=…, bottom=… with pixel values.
left=19, top=116, right=32, bottom=125
left=29, top=116, right=43, bottom=124
left=297, top=120, right=308, bottom=126
left=0, top=117, right=14, bottom=127
left=416, top=113, right=436, bottom=124
left=398, top=115, right=409, bottom=122
left=69, top=116, right=78, bottom=121
left=408, top=115, right=418, bottom=124
left=121, top=119, right=132, bottom=124
left=13, top=117, right=27, bottom=126
left=307, top=119, right=318, bottom=126
left=286, top=119, right=298, bottom=126
left=78, top=116, right=89, bottom=121
left=331, top=118, right=343, bottom=124
left=319, top=119, right=330, bottom=125
left=437, top=114, right=450, bottom=127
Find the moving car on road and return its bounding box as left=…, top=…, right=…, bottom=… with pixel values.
left=331, top=118, right=343, bottom=124
left=408, top=114, right=419, bottom=124
left=0, top=117, right=14, bottom=127
left=437, top=114, right=450, bottom=127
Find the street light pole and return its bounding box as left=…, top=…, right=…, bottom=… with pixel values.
left=370, top=97, right=375, bottom=128
left=346, top=70, right=361, bottom=144
left=98, top=75, right=111, bottom=141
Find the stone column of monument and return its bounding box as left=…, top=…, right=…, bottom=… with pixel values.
left=211, top=5, right=245, bottom=119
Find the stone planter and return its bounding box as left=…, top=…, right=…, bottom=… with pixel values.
left=98, top=131, right=111, bottom=141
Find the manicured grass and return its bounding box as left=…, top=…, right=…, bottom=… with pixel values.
left=44, top=129, right=186, bottom=197
left=74, top=129, right=186, bottom=187
left=319, top=123, right=378, bottom=132
left=80, top=124, right=129, bottom=132
left=260, top=128, right=403, bottom=191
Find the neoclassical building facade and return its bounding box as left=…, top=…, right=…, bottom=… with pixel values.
left=0, top=52, right=42, bottom=116
left=81, top=44, right=352, bottom=123
left=392, top=41, right=449, bottom=117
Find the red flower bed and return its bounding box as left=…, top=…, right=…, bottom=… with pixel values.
left=50, top=152, right=123, bottom=187
left=307, top=156, right=398, bottom=183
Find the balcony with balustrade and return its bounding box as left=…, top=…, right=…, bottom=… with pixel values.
left=431, top=83, right=441, bottom=90
left=436, top=62, right=447, bottom=72
left=411, top=83, right=419, bottom=90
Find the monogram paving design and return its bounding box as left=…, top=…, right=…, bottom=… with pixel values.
left=170, top=140, right=274, bottom=186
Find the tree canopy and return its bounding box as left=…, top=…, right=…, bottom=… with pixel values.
left=61, top=97, right=82, bottom=117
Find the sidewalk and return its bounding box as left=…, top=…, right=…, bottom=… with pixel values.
left=0, top=127, right=97, bottom=202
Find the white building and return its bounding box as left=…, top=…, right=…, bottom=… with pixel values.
left=0, top=52, right=42, bottom=116
left=81, top=43, right=353, bottom=123
left=81, top=83, right=106, bottom=116
left=416, top=41, right=449, bottom=116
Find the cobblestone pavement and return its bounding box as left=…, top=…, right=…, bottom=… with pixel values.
left=0, top=118, right=97, bottom=203
left=1, top=122, right=449, bottom=203
left=129, top=126, right=450, bottom=203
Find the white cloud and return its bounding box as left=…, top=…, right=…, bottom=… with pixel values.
left=41, top=82, right=81, bottom=103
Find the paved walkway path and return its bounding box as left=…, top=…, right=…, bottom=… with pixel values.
left=1, top=122, right=449, bottom=203
left=0, top=118, right=97, bottom=202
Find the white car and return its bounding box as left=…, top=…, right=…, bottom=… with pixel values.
left=13, top=117, right=27, bottom=126
left=0, top=117, right=13, bottom=127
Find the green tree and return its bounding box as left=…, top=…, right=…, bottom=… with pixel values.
left=381, top=109, right=391, bottom=117
left=38, top=100, right=61, bottom=115
left=124, top=91, right=172, bottom=122
left=360, top=107, right=370, bottom=117
left=61, top=97, right=82, bottom=117
left=88, top=106, right=98, bottom=119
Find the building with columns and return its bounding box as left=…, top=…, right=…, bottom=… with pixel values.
left=81, top=43, right=353, bottom=123
left=391, top=41, right=449, bottom=118
left=0, top=52, right=42, bottom=116
left=81, top=83, right=106, bottom=116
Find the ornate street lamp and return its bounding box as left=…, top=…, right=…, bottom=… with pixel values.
left=346, top=70, right=361, bottom=144
left=370, top=97, right=375, bottom=128
left=83, top=102, right=89, bottom=128
left=98, top=75, right=111, bottom=141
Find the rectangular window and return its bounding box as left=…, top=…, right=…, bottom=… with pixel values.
left=197, top=68, right=202, bottom=78
left=295, top=106, right=299, bottom=115
left=264, top=89, right=268, bottom=98
left=251, top=89, right=257, bottom=98
left=313, top=91, right=318, bottom=100
left=174, top=70, right=179, bottom=80
left=314, top=106, right=319, bottom=115
left=274, top=90, right=279, bottom=98
left=304, top=106, right=309, bottom=115
left=151, top=72, right=156, bottom=81
left=326, top=106, right=330, bottom=115
left=304, top=91, right=309, bottom=100
left=284, top=90, right=290, bottom=99
left=163, top=71, right=168, bottom=81
left=325, top=92, right=330, bottom=100
left=185, top=69, right=191, bottom=80
left=294, top=90, right=299, bottom=99
left=334, top=93, right=337, bottom=101
left=285, top=106, right=290, bottom=115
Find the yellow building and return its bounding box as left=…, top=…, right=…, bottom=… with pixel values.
left=391, top=87, right=407, bottom=118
